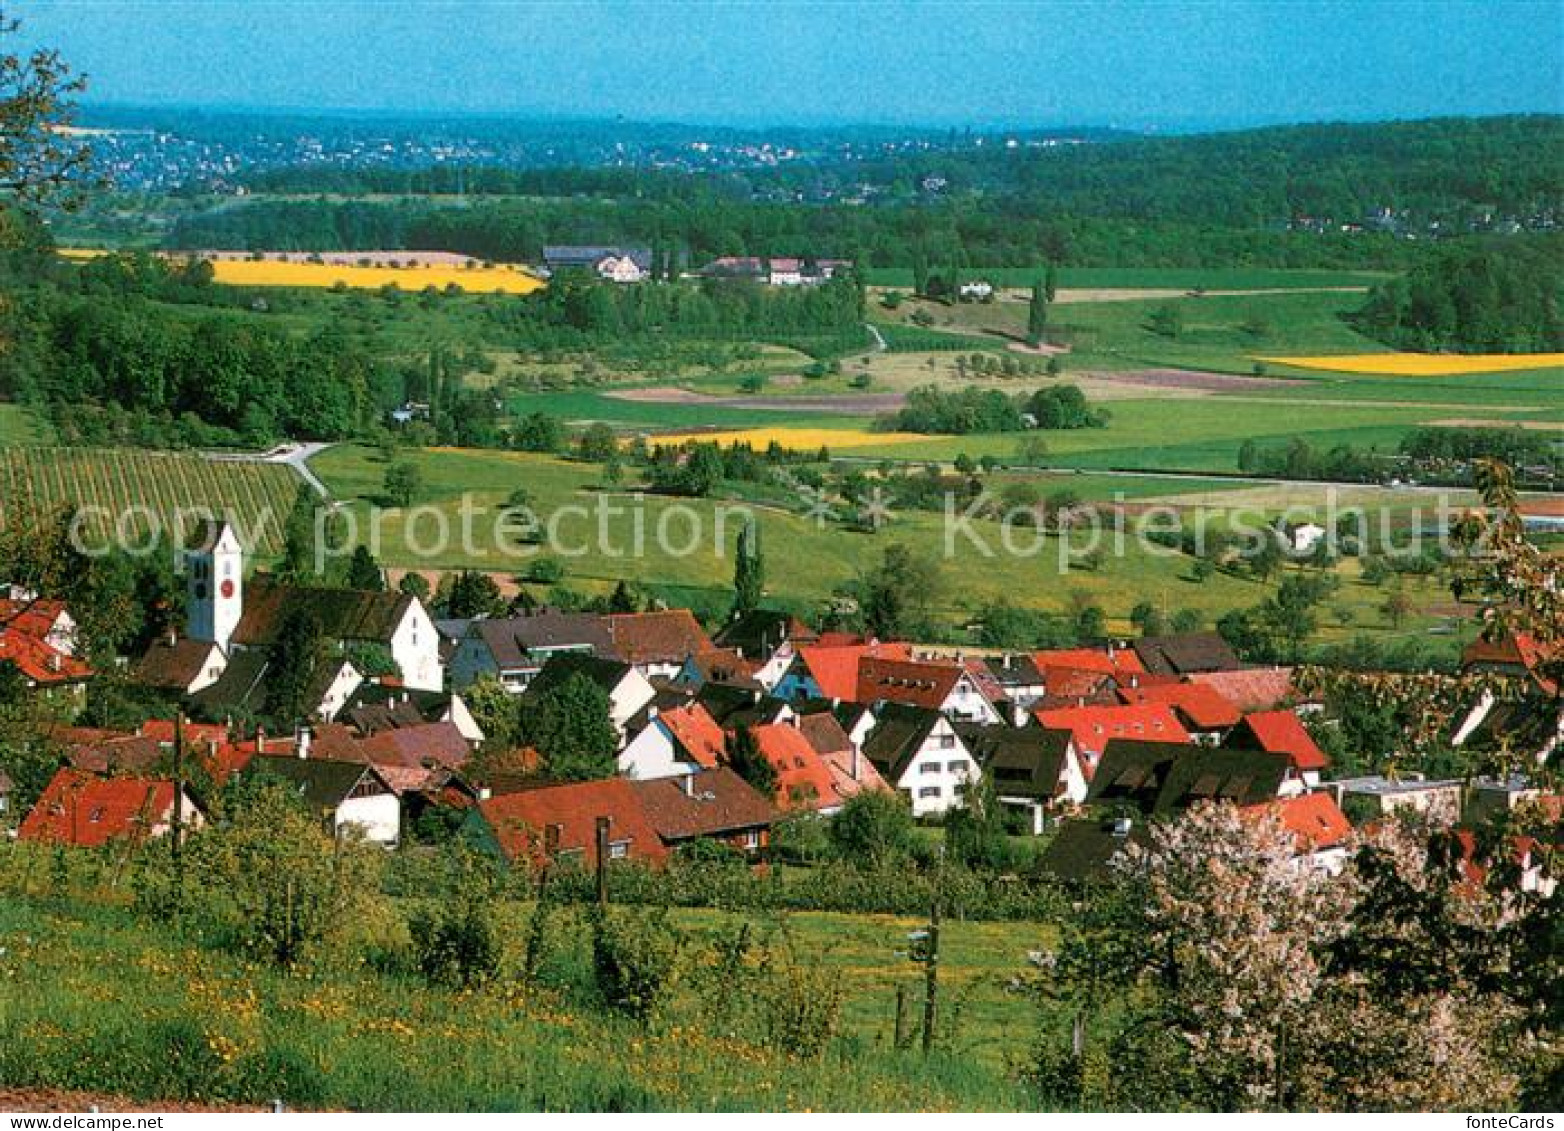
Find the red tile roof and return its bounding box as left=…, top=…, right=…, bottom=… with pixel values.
left=1036, top=665, right=1120, bottom=707
left=749, top=723, right=840, bottom=812
left=0, top=598, right=70, bottom=640
left=19, top=769, right=178, bottom=848
left=1233, top=710, right=1330, bottom=771
left=475, top=778, right=668, bottom=868
left=1188, top=668, right=1297, bottom=713
left=629, top=767, right=781, bottom=842
left=1117, top=681, right=1243, bottom=730
left=856, top=656, right=963, bottom=710
left=1033, top=647, right=1145, bottom=677
left=0, top=629, right=90, bottom=686
left=793, top=641, right=913, bottom=700
left=1462, top=631, right=1559, bottom=693
left=658, top=703, right=726, bottom=769
left=1034, top=703, right=1191, bottom=771
left=1243, top=791, right=1352, bottom=852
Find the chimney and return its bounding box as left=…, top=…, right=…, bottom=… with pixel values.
left=681, top=773, right=695, bottom=797
left=850, top=741, right=861, bottom=782
left=167, top=627, right=177, bottom=648
left=477, top=785, right=492, bottom=801
left=255, top=726, right=266, bottom=755
left=296, top=725, right=311, bottom=759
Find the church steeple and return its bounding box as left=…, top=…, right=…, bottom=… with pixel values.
left=186, top=520, right=244, bottom=652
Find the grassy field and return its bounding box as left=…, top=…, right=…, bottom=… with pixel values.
left=864, top=266, right=1391, bottom=290
left=0, top=447, right=303, bottom=556
left=311, top=443, right=1464, bottom=643
left=0, top=404, right=50, bottom=445
left=0, top=891, right=1036, bottom=1111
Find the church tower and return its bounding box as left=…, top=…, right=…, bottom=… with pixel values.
left=186, top=520, right=244, bottom=652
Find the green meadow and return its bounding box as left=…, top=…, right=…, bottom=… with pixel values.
left=311, top=443, right=1464, bottom=643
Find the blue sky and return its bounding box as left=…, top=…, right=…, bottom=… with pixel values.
left=16, top=0, right=1563, bottom=128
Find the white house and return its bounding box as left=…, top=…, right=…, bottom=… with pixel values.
left=861, top=703, right=981, bottom=818
left=249, top=753, right=401, bottom=845
left=617, top=702, right=727, bottom=780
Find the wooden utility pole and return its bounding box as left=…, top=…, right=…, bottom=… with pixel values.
left=921, top=900, right=941, bottom=1055
left=893, top=984, right=909, bottom=1050
left=594, top=816, right=610, bottom=908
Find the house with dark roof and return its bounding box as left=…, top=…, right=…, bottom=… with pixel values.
left=1086, top=740, right=1286, bottom=814
left=19, top=768, right=204, bottom=849
left=1036, top=814, right=1153, bottom=883
left=963, top=654, right=1048, bottom=712
left=542, top=245, right=653, bottom=281
left=860, top=703, right=980, bottom=818
left=958, top=723, right=1086, bottom=831
left=448, top=611, right=612, bottom=692
left=340, top=683, right=485, bottom=744
left=1131, top=631, right=1243, bottom=676
left=189, top=650, right=363, bottom=724
left=673, top=648, right=766, bottom=692
left=132, top=634, right=228, bottom=696
left=695, top=683, right=796, bottom=730
left=603, top=610, right=714, bottom=680
left=630, top=768, right=781, bottom=857
left=523, top=653, right=657, bottom=742
left=247, top=753, right=401, bottom=844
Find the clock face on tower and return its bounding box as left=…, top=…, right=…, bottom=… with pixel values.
left=220, top=579, right=235, bottom=599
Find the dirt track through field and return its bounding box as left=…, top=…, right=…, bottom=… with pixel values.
left=606, top=386, right=907, bottom=413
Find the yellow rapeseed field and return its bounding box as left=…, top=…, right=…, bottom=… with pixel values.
left=206, top=258, right=545, bottom=293
left=1257, top=352, right=1564, bottom=376
left=650, top=426, right=928, bottom=449
left=57, top=249, right=546, bottom=294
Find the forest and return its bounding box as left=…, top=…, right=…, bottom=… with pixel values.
left=157, top=116, right=1564, bottom=271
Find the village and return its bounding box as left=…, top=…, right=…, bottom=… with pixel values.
left=5, top=514, right=1557, bottom=894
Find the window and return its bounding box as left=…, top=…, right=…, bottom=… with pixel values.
left=919, top=762, right=941, bottom=775
left=918, top=787, right=941, bottom=799
left=947, top=760, right=967, bottom=773
left=608, top=840, right=630, bottom=860
left=935, top=734, right=956, bottom=749
left=742, top=831, right=760, bottom=849
left=89, top=806, right=105, bottom=823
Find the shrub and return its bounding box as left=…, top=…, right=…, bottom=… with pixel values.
left=591, top=906, right=684, bottom=1024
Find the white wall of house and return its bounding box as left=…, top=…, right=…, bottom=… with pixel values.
left=751, top=644, right=796, bottom=691
left=940, top=674, right=1003, bottom=725
left=314, top=661, right=364, bottom=722
left=607, top=669, right=658, bottom=739
left=389, top=600, right=444, bottom=691
left=185, top=643, right=229, bottom=694
left=617, top=718, right=698, bottom=780
left=894, top=717, right=979, bottom=817
left=335, top=792, right=401, bottom=845
left=445, top=694, right=486, bottom=743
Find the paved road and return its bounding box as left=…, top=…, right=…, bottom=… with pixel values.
left=206, top=441, right=334, bottom=498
